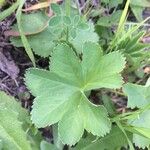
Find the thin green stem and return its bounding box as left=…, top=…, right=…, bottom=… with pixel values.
left=65, top=0, right=70, bottom=16
left=16, top=0, right=36, bottom=67
left=0, top=0, right=20, bottom=21
left=112, top=104, right=150, bottom=123
left=116, top=121, right=134, bottom=150
left=65, top=0, right=70, bottom=41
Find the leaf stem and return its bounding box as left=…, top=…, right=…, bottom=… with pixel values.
left=112, top=103, right=150, bottom=123
left=116, top=121, right=134, bottom=150
left=65, top=0, right=70, bottom=41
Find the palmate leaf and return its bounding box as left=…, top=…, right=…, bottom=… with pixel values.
left=11, top=4, right=98, bottom=57
left=10, top=10, right=59, bottom=57
left=40, top=141, right=58, bottom=150
left=25, top=42, right=126, bottom=145
left=11, top=27, right=57, bottom=57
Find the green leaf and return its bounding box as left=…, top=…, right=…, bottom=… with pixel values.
left=0, top=91, right=29, bottom=126
left=0, top=91, right=42, bottom=150
left=79, top=97, right=111, bottom=136
left=0, top=108, right=32, bottom=150
left=132, top=134, right=150, bottom=149
left=109, top=0, right=123, bottom=8
left=130, top=5, right=144, bottom=21
left=12, top=11, right=49, bottom=34
left=58, top=94, right=84, bottom=145
left=73, top=126, right=131, bottom=150
left=69, top=23, right=99, bottom=53
left=70, top=134, right=95, bottom=150
left=73, top=15, right=80, bottom=25
left=128, top=110, right=150, bottom=148
left=11, top=10, right=98, bottom=58
left=97, top=10, right=122, bottom=27
left=25, top=42, right=126, bottom=145
left=123, top=80, right=150, bottom=108
left=11, top=27, right=57, bottom=57
left=130, top=0, right=150, bottom=7
left=83, top=51, right=126, bottom=90
left=0, top=140, right=3, bottom=150
left=40, top=141, right=58, bottom=150
left=63, top=16, right=71, bottom=26
left=49, top=16, right=62, bottom=27
left=10, top=11, right=55, bottom=57
left=101, top=94, right=116, bottom=116
left=51, top=3, right=61, bottom=15
left=50, top=44, right=83, bottom=87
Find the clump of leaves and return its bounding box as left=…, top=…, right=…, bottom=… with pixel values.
left=10, top=4, right=98, bottom=58
left=1, top=1, right=150, bottom=150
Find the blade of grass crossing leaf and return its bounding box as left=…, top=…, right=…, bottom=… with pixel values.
left=116, top=121, right=134, bottom=150
left=0, top=0, right=20, bottom=21
left=108, top=15, right=150, bottom=53
left=124, top=126, right=150, bottom=140
left=101, top=94, right=116, bottom=116
left=107, top=0, right=130, bottom=52
left=119, top=16, right=150, bottom=43
left=116, top=0, right=130, bottom=35
left=16, top=0, right=36, bottom=67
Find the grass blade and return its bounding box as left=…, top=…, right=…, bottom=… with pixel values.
left=116, top=0, right=130, bottom=36
left=0, top=0, right=20, bottom=21
left=16, top=0, right=36, bottom=67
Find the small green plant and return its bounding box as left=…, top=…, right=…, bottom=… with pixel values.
left=25, top=42, right=125, bottom=145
